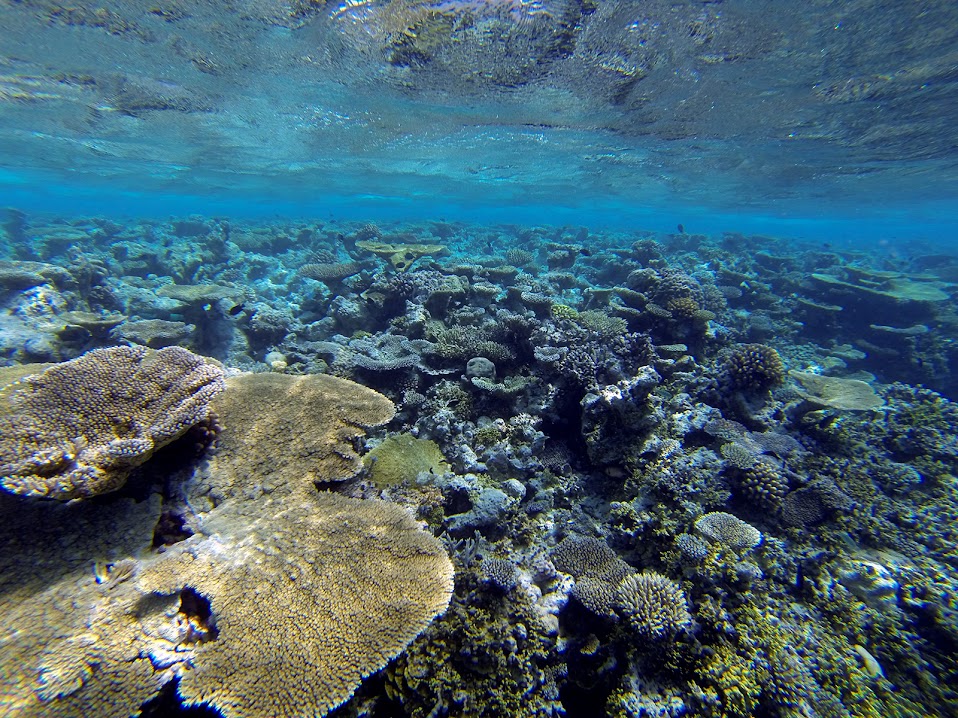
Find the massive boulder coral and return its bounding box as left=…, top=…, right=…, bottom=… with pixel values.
left=0, top=346, right=225, bottom=500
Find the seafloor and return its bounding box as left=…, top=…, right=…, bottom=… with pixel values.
left=1, top=212, right=957, bottom=718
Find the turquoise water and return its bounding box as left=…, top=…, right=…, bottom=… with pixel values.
left=2, top=2, right=958, bottom=718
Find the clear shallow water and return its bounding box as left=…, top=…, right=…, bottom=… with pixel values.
left=3, top=4, right=958, bottom=718
left=2, top=0, right=958, bottom=230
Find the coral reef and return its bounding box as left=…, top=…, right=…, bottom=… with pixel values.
left=2, top=214, right=957, bottom=718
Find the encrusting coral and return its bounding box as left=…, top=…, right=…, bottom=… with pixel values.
left=0, top=346, right=224, bottom=500
left=363, top=432, right=450, bottom=489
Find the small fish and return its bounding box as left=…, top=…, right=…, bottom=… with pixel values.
left=228, top=302, right=245, bottom=316
left=579, top=248, right=591, bottom=257
left=677, top=223, right=685, bottom=233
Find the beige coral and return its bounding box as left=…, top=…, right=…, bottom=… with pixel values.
left=0, top=346, right=225, bottom=500
left=0, top=492, right=165, bottom=718
left=139, top=491, right=454, bottom=718
left=0, top=370, right=451, bottom=718
left=192, top=372, right=396, bottom=505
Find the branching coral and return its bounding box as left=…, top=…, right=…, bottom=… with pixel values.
left=616, top=572, right=692, bottom=639
left=724, top=343, right=786, bottom=391
left=0, top=346, right=224, bottom=499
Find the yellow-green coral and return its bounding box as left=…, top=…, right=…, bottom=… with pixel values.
left=364, top=432, right=450, bottom=488
left=550, top=303, right=579, bottom=320
left=0, top=346, right=225, bottom=500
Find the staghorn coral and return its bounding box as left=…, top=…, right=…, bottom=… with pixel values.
left=720, top=441, right=758, bottom=469
left=694, top=512, right=762, bottom=552
left=387, top=564, right=563, bottom=718
left=676, top=533, right=710, bottom=562
left=616, top=572, right=692, bottom=639
left=431, top=324, right=516, bottom=364
left=552, top=535, right=621, bottom=579
left=575, top=309, right=628, bottom=339
left=138, top=491, right=454, bottom=718
left=725, top=343, right=786, bottom=391
left=0, top=346, right=224, bottom=500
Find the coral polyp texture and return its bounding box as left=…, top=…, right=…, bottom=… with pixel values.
left=725, top=343, right=786, bottom=391
left=0, top=346, right=224, bottom=499
left=191, top=371, right=397, bottom=504
left=616, top=572, right=692, bottom=639
left=138, top=491, right=454, bottom=718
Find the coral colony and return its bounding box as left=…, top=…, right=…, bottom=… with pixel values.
left=1, top=217, right=957, bottom=717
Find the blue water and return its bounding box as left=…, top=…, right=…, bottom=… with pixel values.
left=2, top=0, right=957, bottom=244
left=3, top=2, right=958, bottom=718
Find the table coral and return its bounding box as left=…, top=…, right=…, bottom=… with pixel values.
left=0, top=368, right=452, bottom=718
left=0, top=346, right=225, bottom=499
left=138, top=491, right=454, bottom=718
left=190, top=371, right=396, bottom=505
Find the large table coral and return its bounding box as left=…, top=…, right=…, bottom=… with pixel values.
left=0, top=371, right=453, bottom=718
left=140, top=491, right=454, bottom=718
left=0, top=346, right=225, bottom=500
